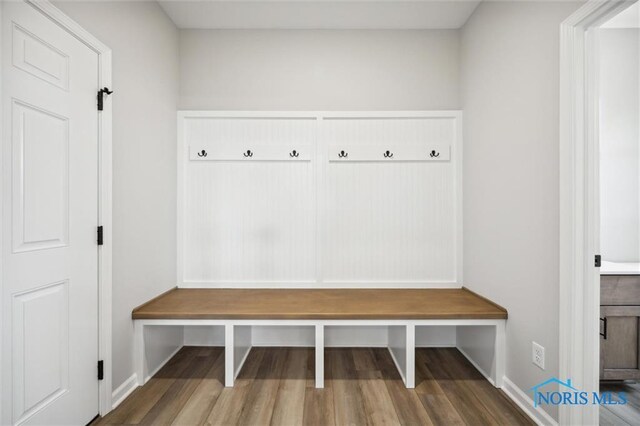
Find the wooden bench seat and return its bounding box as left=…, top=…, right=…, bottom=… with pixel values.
left=132, top=287, right=507, bottom=391
left=132, top=288, right=508, bottom=320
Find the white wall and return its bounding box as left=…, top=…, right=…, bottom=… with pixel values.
left=53, top=1, right=182, bottom=391
left=179, top=29, right=460, bottom=110
left=599, top=28, right=640, bottom=262
left=460, top=1, right=581, bottom=421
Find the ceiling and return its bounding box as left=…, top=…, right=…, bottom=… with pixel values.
left=158, top=0, right=482, bottom=30
left=602, top=2, right=640, bottom=28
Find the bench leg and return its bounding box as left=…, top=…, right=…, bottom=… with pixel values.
left=406, top=324, right=415, bottom=388
left=494, top=321, right=506, bottom=388
left=225, top=324, right=252, bottom=387
left=134, top=321, right=146, bottom=386
left=225, top=324, right=234, bottom=387
left=388, top=325, right=414, bottom=388
left=315, top=325, right=324, bottom=389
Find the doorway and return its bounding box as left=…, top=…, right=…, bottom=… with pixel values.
left=560, top=0, right=639, bottom=425
left=597, top=3, right=640, bottom=424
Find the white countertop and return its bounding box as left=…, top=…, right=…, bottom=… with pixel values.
left=601, top=261, right=640, bottom=275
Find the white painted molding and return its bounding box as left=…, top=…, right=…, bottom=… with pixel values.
left=501, top=377, right=557, bottom=426
left=559, top=1, right=636, bottom=425
left=457, top=346, right=495, bottom=387
left=387, top=347, right=407, bottom=383
left=112, top=344, right=182, bottom=410
left=146, top=345, right=183, bottom=383
left=180, top=281, right=459, bottom=289
left=234, top=346, right=252, bottom=379
left=111, top=374, right=137, bottom=410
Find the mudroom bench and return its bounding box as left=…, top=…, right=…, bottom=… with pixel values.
left=132, top=288, right=507, bottom=389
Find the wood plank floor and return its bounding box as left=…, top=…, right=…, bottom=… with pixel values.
left=600, top=382, right=640, bottom=426
left=96, top=347, right=533, bottom=425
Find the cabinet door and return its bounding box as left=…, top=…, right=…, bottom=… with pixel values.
left=600, top=306, right=640, bottom=380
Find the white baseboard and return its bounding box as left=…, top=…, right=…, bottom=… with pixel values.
left=417, top=343, right=456, bottom=348
left=456, top=348, right=556, bottom=426
left=501, top=376, right=557, bottom=426
left=387, top=347, right=407, bottom=384
left=111, top=373, right=138, bottom=410
left=457, top=346, right=495, bottom=387
left=249, top=343, right=390, bottom=348
left=234, top=346, right=253, bottom=379
left=111, top=345, right=183, bottom=410
left=146, top=345, right=183, bottom=382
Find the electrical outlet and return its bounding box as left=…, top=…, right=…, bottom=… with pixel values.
left=532, top=342, right=545, bottom=370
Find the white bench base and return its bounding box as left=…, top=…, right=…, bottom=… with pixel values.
left=134, top=319, right=505, bottom=389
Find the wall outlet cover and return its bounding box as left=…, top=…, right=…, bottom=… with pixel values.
left=532, top=341, right=545, bottom=370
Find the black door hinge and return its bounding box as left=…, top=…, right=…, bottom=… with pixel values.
left=595, top=254, right=602, bottom=267
left=98, top=360, right=104, bottom=380
left=97, top=87, right=113, bottom=111
left=97, top=226, right=103, bottom=246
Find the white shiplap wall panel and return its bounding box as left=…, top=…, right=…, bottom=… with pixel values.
left=178, top=112, right=461, bottom=287
left=181, top=116, right=318, bottom=284
left=322, top=116, right=458, bottom=284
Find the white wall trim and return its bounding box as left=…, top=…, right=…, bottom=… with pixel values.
left=456, top=347, right=554, bottom=425
left=179, top=281, right=459, bottom=289
left=501, top=377, right=557, bottom=426
left=387, top=347, right=407, bottom=383
left=146, top=345, right=183, bottom=383
left=110, top=374, right=137, bottom=410
left=457, top=346, right=495, bottom=387
left=0, top=0, right=113, bottom=419
left=559, top=1, right=637, bottom=425
left=112, top=344, right=183, bottom=410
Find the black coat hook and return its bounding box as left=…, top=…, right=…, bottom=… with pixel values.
left=290, top=150, right=299, bottom=158
left=383, top=150, right=394, bottom=158
left=243, top=150, right=253, bottom=158
left=429, top=150, right=440, bottom=158
left=338, top=150, right=348, bottom=158
left=197, top=149, right=207, bottom=157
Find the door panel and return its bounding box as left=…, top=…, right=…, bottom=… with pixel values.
left=12, top=281, right=69, bottom=422
left=2, top=1, right=100, bottom=424
left=12, top=23, right=69, bottom=91
left=12, top=100, right=69, bottom=252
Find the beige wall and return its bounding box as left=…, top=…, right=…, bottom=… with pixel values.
left=459, top=1, right=582, bottom=421
left=179, top=29, right=461, bottom=110
left=53, top=1, right=182, bottom=390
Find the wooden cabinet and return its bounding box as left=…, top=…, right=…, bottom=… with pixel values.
left=600, top=276, right=640, bottom=380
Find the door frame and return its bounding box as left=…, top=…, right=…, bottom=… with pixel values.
left=0, top=0, right=113, bottom=418
left=559, top=0, right=637, bottom=425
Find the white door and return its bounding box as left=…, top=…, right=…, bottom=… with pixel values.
left=2, top=1, right=100, bottom=424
